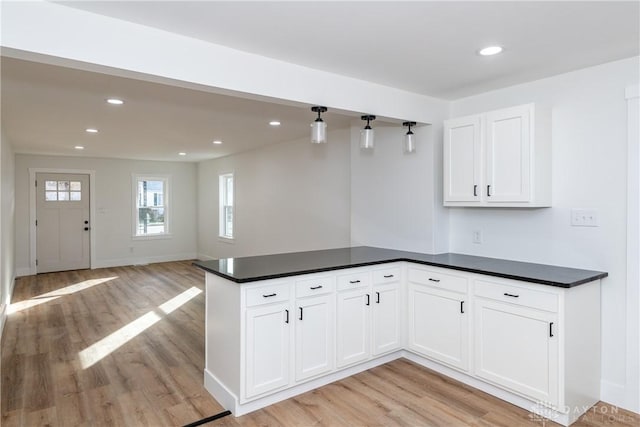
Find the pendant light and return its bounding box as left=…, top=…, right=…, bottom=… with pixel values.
left=403, top=121, right=417, bottom=154
left=310, top=106, right=328, bottom=144
left=360, top=115, right=376, bottom=149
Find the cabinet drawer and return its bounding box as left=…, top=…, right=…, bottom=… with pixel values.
left=246, top=283, right=290, bottom=307
left=372, top=266, right=401, bottom=284
left=408, top=267, right=468, bottom=294
left=474, top=280, right=558, bottom=312
left=296, top=276, right=334, bottom=298
left=336, top=270, right=370, bottom=291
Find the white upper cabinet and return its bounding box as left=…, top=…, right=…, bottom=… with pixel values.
left=444, top=103, right=551, bottom=207
left=444, top=115, right=482, bottom=203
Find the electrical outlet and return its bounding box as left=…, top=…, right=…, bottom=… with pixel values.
left=472, top=230, right=483, bottom=244
left=571, top=209, right=598, bottom=227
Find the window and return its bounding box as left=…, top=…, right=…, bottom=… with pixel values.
left=133, top=175, right=169, bottom=237
left=219, top=173, right=234, bottom=239
left=45, top=180, right=81, bottom=201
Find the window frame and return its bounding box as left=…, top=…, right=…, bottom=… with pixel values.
left=132, top=174, right=171, bottom=240
left=219, top=172, right=234, bottom=241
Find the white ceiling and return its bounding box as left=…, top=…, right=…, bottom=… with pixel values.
left=0, top=58, right=354, bottom=162
left=58, top=1, right=639, bottom=100
left=1, top=1, right=638, bottom=162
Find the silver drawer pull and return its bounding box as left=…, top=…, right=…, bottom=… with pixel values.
left=310, top=285, right=323, bottom=290
left=428, top=278, right=440, bottom=282
left=383, top=274, right=394, bottom=278
left=503, top=293, right=519, bottom=298
left=263, top=293, right=277, bottom=298
left=349, top=280, right=361, bottom=284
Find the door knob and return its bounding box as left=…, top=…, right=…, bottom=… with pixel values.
left=84, top=227, right=90, bottom=231
left=84, top=220, right=89, bottom=224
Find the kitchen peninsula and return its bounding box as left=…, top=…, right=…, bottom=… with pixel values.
left=194, top=246, right=607, bottom=426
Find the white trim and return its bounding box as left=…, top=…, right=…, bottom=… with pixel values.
left=15, top=267, right=33, bottom=278
left=622, top=84, right=640, bottom=413
left=218, top=172, right=234, bottom=240
left=601, top=380, right=629, bottom=411
left=29, top=168, right=96, bottom=275
left=626, top=85, right=639, bottom=99
left=131, top=233, right=173, bottom=242
left=205, top=351, right=402, bottom=416
left=205, top=349, right=584, bottom=425
left=0, top=276, right=15, bottom=339
left=197, top=253, right=216, bottom=261
left=131, top=173, right=171, bottom=238
left=91, top=252, right=197, bottom=269
left=0, top=303, right=6, bottom=340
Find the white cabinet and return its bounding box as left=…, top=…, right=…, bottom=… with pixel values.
left=336, top=287, right=371, bottom=367
left=474, top=297, right=558, bottom=405
left=336, top=266, right=402, bottom=366
left=407, top=267, right=469, bottom=371
left=295, top=293, right=334, bottom=382
left=444, top=103, right=551, bottom=207
left=204, top=261, right=601, bottom=425
left=245, top=301, right=291, bottom=399
left=443, top=115, right=482, bottom=203
left=473, top=278, right=559, bottom=406
left=371, top=282, right=402, bottom=355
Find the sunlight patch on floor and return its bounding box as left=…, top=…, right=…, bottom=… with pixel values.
left=8, top=276, right=118, bottom=314
left=78, top=286, right=202, bottom=369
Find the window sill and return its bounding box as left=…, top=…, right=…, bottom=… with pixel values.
left=132, top=233, right=173, bottom=241
left=218, top=236, right=235, bottom=244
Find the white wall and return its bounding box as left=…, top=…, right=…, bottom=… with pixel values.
left=350, top=119, right=449, bottom=254
left=448, top=56, right=640, bottom=411
left=197, top=129, right=351, bottom=259
left=15, top=155, right=197, bottom=273
left=0, top=128, right=16, bottom=336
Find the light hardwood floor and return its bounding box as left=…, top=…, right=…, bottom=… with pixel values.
left=1, top=261, right=638, bottom=427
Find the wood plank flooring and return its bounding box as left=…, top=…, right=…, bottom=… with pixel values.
left=2, top=261, right=638, bottom=427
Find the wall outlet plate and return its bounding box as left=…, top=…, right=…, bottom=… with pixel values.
left=472, top=230, right=483, bottom=244
left=571, top=209, right=598, bottom=227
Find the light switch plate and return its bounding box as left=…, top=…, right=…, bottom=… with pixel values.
left=571, top=209, right=598, bottom=227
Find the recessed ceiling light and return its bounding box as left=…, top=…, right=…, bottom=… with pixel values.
left=106, top=98, right=124, bottom=105
left=269, top=121, right=281, bottom=126
left=178, top=152, right=187, bottom=156
left=85, top=128, right=99, bottom=133
left=212, top=140, right=223, bottom=145
left=479, top=46, right=503, bottom=56
left=74, top=145, right=85, bottom=150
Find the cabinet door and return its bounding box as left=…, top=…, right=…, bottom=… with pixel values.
left=444, top=115, right=482, bottom=202
left=372, top=283, right=401, bottom=355
left=295, top=295, right=333, bottom=382
left=336, top=289, right=370, bottom=368
left=474, top=298, right=558, bottom=406
left=245, top=302, right=290, bottom=399
left=485, top=104, right=531, bottom=202
left=408, top=283, right=469, bottom=371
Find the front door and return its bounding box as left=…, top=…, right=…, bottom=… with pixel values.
left=36, top=173, right=90, bottom=273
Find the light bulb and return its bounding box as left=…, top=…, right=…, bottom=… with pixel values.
left=311, top=120, right=327, bottom=144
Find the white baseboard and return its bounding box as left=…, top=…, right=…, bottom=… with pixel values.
left=196, top=253, right=216, bottom=261
left=92, top=252, right=198, bottom=269
left=16, top=254, right=197, bottom=276
left=0, top=303, right=6, bottom=340
left=15, top=267, right=33, bottom=277
left=204, top=351, right=402, bottom=416
left=601, top=379, right=639, bottom=414
left=2, top=276, right=17, bottom=339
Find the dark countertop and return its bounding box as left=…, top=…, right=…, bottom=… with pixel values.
left=193, top=246, right=608, bottom=288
